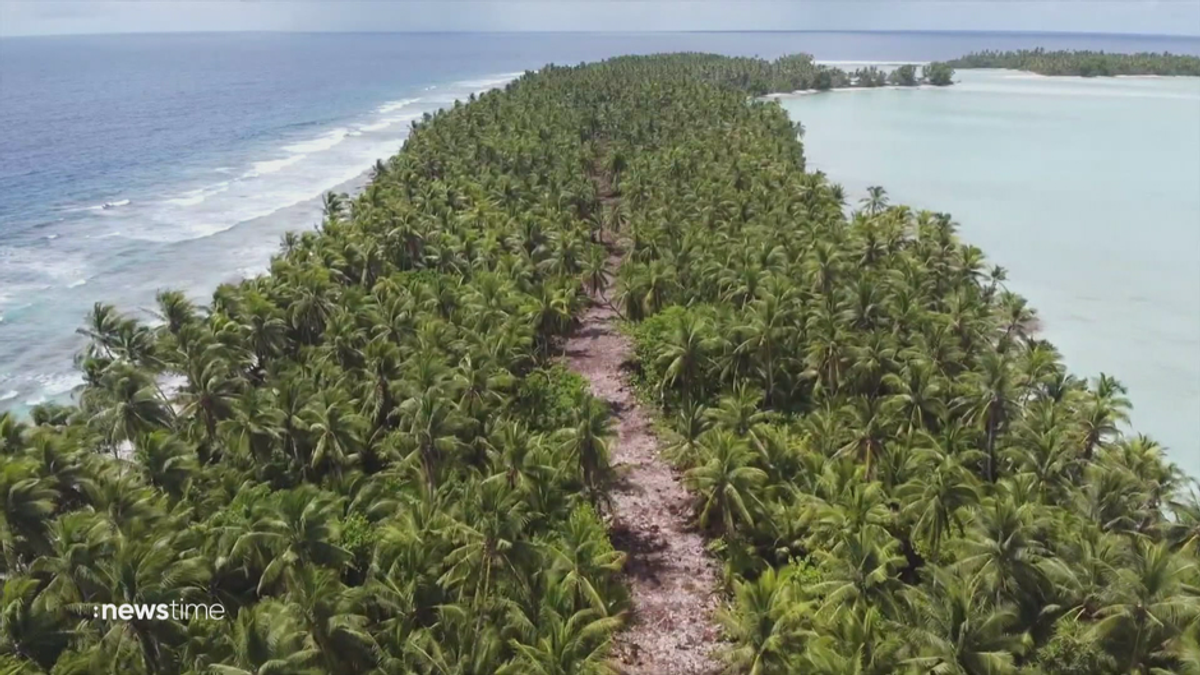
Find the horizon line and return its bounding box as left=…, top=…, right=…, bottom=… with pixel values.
left=3, top=28, right=1200, bottom=40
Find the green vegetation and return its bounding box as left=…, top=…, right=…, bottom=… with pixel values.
left=689, top=53, right=954, bottom=94
left=924, top=61, right=956, bottom=86
left=844, top=63, right=955, bottom=89
left=947, top=48, right=1200, bottom=77
left=608, top=56, right=1199, bottom=672
left=889, top=64, right=919, bottom=86
left=1, top=60, right=628, bottom=674
left=0, top=51, right=1195, bottom=675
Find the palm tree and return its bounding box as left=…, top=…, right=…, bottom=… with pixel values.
left=0, top=414, right=26, bottom=456
left=218, top=387, right=284, bottom=472
left=210, top=602, right=320, bottom=675
left=899, top=446, right=980, bottom=559
left=654, top=310, right=714, bottom=407
left=239, top=294, right=289, bottom=373
left=1167, top=493, right=1200, bottom=553
left=1091, top=539, right=1200, bottom=673
left=685, top=430, right=767, bottom=535
left=0, top=460, right=59, bottom=566
left=555, top=392, right=612, bottom=502
left=282, top=566, right=378, bottom=673
left=98, top=532, right=209, bottom=674
left=301, top=391, right=364, bottom=480
left=716, top=565, right=810, bottom=675
left=440, top=477, right=533, bottom=613
left=967, top=351, right=1019, bottom=482
left=76, top=302, right=126, bottom=359
left=321, top=191, right=346, bottom=221
left=955, top=495, right=1050, bottom=607
left=860, top=186, right=889, bottom=216
left=737, top=291, right=797, bottom=406
left=834, top=397, right=891, bottom=479
left=0, top=576, right=71, bottom=670
left=525, top=283, right=577, bottom=355
left=811, top=527, right=906, bottom=620
left=903, top=568, right=1024, bottom=675
left=582, top=246, right=609, bottom=296
left=177, top=353, right=241, bottom=446
left=1044, top=527, right=1123, bottom=621
left=799, top=605, right=903, bottom=675
left=498, top=579, right=622, bottom=675
left=395, top=389, right=469, bottom=491
left=133, top=431, right=196, bottom=500
left=153, top=290, right=197, bottom=337
left=1078, top=375, right=1132, bottom=460
left=881, top=360, right=945, bottom=435
left=28, top=511, right=109, bottom=612
left=549, top=505, right=626, bottom=614
left=703, top=386, right=771, bottom=451
left=84, top=364, right=172, bottom=458
left=805, top=308, right=847, bottom=397
left=232, top=486, right=350, bottom=595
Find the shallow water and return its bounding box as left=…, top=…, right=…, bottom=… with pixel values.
left=778, top=70, right=1200, bottom=476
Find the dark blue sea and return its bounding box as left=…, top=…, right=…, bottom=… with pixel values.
left=2, top=31, right=1199, bottom=412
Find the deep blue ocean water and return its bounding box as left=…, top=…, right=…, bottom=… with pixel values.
left=2, top=32, right=1199, bottom=464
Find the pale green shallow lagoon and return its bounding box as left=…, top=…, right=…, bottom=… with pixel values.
left=778, top=69, right=1200, bottom=477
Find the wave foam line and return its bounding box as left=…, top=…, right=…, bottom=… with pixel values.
left=376, top=97, right=421, bottom=114
left=244, top=154, right=306, bottom=178
left=283, top=128, right=349, bottom=154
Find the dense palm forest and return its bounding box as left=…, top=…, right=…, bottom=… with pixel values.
left=947, top=48, right=1200, bottom=76
left=0, top=51, right=1196, bottom=674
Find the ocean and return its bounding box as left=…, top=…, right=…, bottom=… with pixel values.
left=1, top=31, right=1198, bottom=470
left=776, top=69, right=1200, bottom=476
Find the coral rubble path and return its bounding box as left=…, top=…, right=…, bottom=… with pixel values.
left=563, top=260, right=722, bottom=675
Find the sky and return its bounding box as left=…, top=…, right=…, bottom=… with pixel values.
left=1, top=1, right=1198, bottom=38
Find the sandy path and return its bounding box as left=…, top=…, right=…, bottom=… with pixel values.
left=563, top=260, right=722, bottom=675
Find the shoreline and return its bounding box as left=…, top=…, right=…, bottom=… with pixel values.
left=993, top=68, right=1200, bottom=79
left=0, top=164, right=378, bottom=416
left=768, top=72, right=1200, bottom=477
left=0, top=72, right=523, bottom=416
left=763, top=66, right=1200, bottom=100
left=762, top=82, right=944, bottom=100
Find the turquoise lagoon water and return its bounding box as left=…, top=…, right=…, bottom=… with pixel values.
left=778, top=70, right=1200, bottom=476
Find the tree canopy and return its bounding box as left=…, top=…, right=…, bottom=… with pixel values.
left=0, top=51, right=1195, bottom=675
left=947, top=48, right=1200, bottom=76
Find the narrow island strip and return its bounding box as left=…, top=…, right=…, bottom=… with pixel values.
left=0, top=51, right=1194, bottom=675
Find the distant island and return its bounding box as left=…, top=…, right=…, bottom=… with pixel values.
left=726, top=53, right=955, bottom=94
left=947, top=48, right=1200, bottom=77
